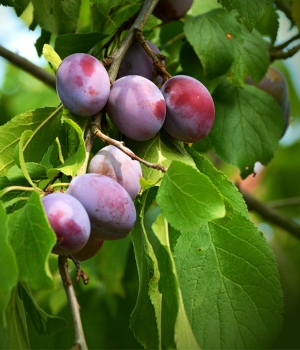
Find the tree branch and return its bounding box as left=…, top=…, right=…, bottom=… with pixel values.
left=270, top=44, right=300, bottom=61
left=58, top=256, right=88, bottom=350
left=106, top=0, right=161, bottom=81
left=0, top=45, right=56, bottom=90
left=134, top=28, right=171, bottom=83
left=267, top=197, right=300, bottom=209
left=271, top=33, right=300, bottom=51
left=240, top=189, right=300, bottom=241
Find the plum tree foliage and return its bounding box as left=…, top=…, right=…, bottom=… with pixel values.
left=0, top=0, right=299, bottom=349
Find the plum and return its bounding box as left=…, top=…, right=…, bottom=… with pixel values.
left=153, top=0, right=194, bottom=22
left=246, top=66, right=290, bottom=133
left=161, top=75, right=215, bottom=143
left=106, top=75, right=166, bottom=141
left=72, top=236, right=104, bottom=262
left=88, top=145, right=142, bottom=199
left=42, top=192, right=91, bottom=256
left=56, top=53, right=110, bottom=117
left=66, top=174, right=136, bottom=240
left=117, top=40, right=163, bottom=84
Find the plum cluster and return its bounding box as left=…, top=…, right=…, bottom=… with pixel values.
left=56, top=47, right=215, bottom=143
left=42, top=145, right=142, bottom=261
left=50, top=2, right=216, bottom=261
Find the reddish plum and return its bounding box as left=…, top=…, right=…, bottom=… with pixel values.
left=88, top=145, right=142, bottom=199
left=106, top=75, right=166, bottom=141
left=153, top=0, right=194, bottom=21
left=42, top=192, right=91, bottom=256
left=161, top=75, right=215, bottom=143
left=73, top=236, right=104, bottom=261
left=56, top=53, right=110, bottom=116
left=66, top=174, right=136, bottom=240
left=117, top=40, right=163, bottom=84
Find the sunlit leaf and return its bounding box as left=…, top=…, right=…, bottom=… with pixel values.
left=157, top=161, right=225, bottom=232
left=7, top=191, right=56, bottom=291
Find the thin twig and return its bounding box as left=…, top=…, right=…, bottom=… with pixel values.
left=92, top=122, right=166, bottom=172
left=271, top=33, right=300, bottom=51
left=134, top=28, right=171, bottom=83
left=267, top=197, right=300, bottom=209
left=240, top=189, right=300, bottom=241
left=106, top=0, right=161, bottom=81
left=0, top=45, right=56, bottom=89
left=270, top=43, right=300, bottom=61
left=69, top=256, right=90, bottom=285
left=58, top=256, right=88, bottom=350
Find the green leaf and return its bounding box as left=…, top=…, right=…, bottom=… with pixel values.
left=228, top=28, right=269, bottom=85
left=187, top=147, right=249, bottom=217
left=53, top=117, right=86, bottom=177
left=97, top=236, right=132, bottom=297
left=54, top=32, right=108, bottom=59
left=18, top=283, right=67, bottom=337
left=90, top=0, right=140, bottom=18
left=0, top=203, right=18, bottom=324
left=151, top=214, right=200, bottom=350
left=0, top=176, right=32, bottom=213
left=179, top=42, right=223, bottom=94
left=0, top=106, right=63, bottom=176
left=255, top=5, right=279, bottom=45
left=0, top=286, right=30, bottom=350
left=7, top=191, right=56, bottom=291
left=7, top=163, right=48, bottom=183
left=14, top=130, right=36, bottom=187
left=126, top=130, right=196, bottom=186
left=184, top=9, right=244, bottom=79
left=43, top=44, right=62, bottom=73
left=217, top=0, right=274, bottom=31
left=130, top=200, right=160, bottom=349
left=31, top=0, right=81, bottom=34
left=210, top=80, right=284, bottom=177
left=173, top=210, right=283, bottom=349
left=156, top=161, right=225, bottom=233
left=35, top=29, right=52, bottom=57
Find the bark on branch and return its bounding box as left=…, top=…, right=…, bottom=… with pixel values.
left=0, top=45, right=56, bottom=89
left=240, top=189, right=300, bottom=241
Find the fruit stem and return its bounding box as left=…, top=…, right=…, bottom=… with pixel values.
left=92, top=123, right=166, bottom=172
left=58, top=255, right=88, bottom=350
left=134, top=28, right=172, bottom=83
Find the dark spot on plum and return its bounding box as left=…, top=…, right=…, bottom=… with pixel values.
left=80, top=56, right=95, bottom=77
left=164, top=86, right=171, bottom=94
